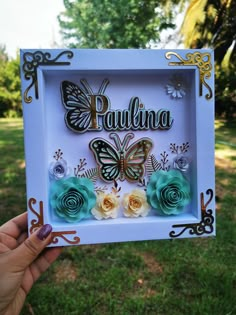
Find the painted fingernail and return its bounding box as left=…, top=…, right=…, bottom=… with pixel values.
left=37, top=224, right=52, bottom=241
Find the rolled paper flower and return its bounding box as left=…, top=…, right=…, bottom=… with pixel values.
left=49, top=159, right=70, bottom=180
left=123, top=189, right=150, bottom=218
left=92, top=192, right=119, bottom=220
left=173, top=155, right=190, bottom=172
left=146, top=170, right=191, bottom=215
left=50, top=177, right=96, bottom=223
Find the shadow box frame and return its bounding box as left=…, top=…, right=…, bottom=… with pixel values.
left=20, top=49, right=215, bottom=247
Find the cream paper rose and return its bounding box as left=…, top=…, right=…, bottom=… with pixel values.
left=122, top=189, right=150, bottom=218
left=92, top=192, right=119, bottom=220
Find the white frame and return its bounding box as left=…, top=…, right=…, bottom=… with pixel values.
left=20, top=49, right=215, bottom=246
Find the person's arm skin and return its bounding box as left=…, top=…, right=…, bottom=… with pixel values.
left=0, top=212, right=62, bottom=315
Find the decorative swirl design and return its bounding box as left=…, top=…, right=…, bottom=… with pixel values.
left=28, top=197, right=44, bottom=233
left=169, top=189, right=215, bottom=238
left=22, top=50, right=74, bottom=103
left=165, top=51, right=213, bottom=100
left=51, top=232, right=80, bottom=245
left=28, top=197, right=80, bottom=245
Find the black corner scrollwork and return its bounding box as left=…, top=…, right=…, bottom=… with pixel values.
left=169, top=189, right=215, bottom=238
left=22, top=50, right=74, bottom=103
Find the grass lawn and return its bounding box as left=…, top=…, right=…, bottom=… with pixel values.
left=0, top=118, right=235, bottom=315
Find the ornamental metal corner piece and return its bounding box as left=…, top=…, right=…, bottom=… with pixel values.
left=28, top=197, right=80, bottom=245
left=22, top=50, right=74, bottom=104
left=165, top=51, right=213, bottom=100
left=169, top=189, right=215, bottom=238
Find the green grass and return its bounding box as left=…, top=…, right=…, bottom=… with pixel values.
left=0, top=118, right=26, bottom=222
left=0, top=118, right=235, bottom=315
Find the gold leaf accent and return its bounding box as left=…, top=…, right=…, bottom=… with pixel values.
left=169, top=189, right=215, bottom=238
left=51, top=232, right=80, bottom=245
left=166, top=51, right=213, bottom=100
left=28, top=198, right=44, bottom=233
left=28, top=197, right=80, bottom=245
left=80, top=167, right=99, bottom=184
left=22, top=50, right=73, bottom=103
left=146, top=154, right=162, bottom=178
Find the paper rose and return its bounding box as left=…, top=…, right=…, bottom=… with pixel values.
left=173, top=155, right=190, bottom=172
left=49, top=159, right=70, bottom=180
left=92, top=192, right=119, bottom=220
left=122, top=189, right=150, bottom=218
left=50, top=177, right=96, bottom=223
left=146, top=170, right=191, bottom=215
left=166, top=75, right=186, bottom=99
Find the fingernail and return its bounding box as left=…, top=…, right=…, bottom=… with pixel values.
left=37, top=224, right=52, bottom=241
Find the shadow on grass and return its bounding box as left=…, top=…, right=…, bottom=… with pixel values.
left=215, top=118, right=236, bottom=144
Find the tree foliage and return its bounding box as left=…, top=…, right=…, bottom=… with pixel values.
left=58, top=0, right=182, bottom=48
left=181, top=0, right=236, bottom=63
left=0, top=47, right=22, bottom=117
left=215, top=64, right=236, bottom=120
left=181, top=0, right=236, bottom=119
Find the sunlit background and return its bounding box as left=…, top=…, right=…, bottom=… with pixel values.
left=0, top=0, right=64, bottom=58
left=0, top=1, right=235, bottom=314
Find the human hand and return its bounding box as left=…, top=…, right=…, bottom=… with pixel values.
left=0, top=212, right=62, bottom=315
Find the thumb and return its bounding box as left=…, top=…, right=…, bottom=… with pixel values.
left=12, top=224, right=53, bottom=270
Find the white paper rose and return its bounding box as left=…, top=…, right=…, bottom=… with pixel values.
left=92, top=192, right=119, bottom=220
left=173, top=155, right=190, bottom=172
left=122, top=189, right=150, bottom=218
left=49, top=159, right=70, bottom=180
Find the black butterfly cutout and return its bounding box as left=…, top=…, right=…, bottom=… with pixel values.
left=89, top=133, right=153, bottom=183
left=61, top=79, right=109, bottom=133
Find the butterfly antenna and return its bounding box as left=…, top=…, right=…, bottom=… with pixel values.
left=110, top=132, right=134, bottom=151
left=122, top=133, right=134, bottom=150
left=80, top=79, right=93, bottom=95
left=109, top=133, right=122, bottom=150
left=98, top=79, right=109, bottom=94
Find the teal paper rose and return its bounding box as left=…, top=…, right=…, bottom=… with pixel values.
left=146, top=170, right=191, bottom=215
left=50, top=177, right=96, bottom=223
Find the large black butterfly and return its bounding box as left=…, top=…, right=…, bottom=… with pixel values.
left=89, top=133, right=153, bottom=183
left=61, top=79, right=109, bottom=133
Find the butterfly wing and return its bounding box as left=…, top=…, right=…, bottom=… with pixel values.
left=61, top=81, right=91, bottom=133
left=124, top=138, right=153, bottom=182
left=89, top=138, right=121, bottom=182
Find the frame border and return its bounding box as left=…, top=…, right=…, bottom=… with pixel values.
left=20, top=49, right=215, bottom=245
